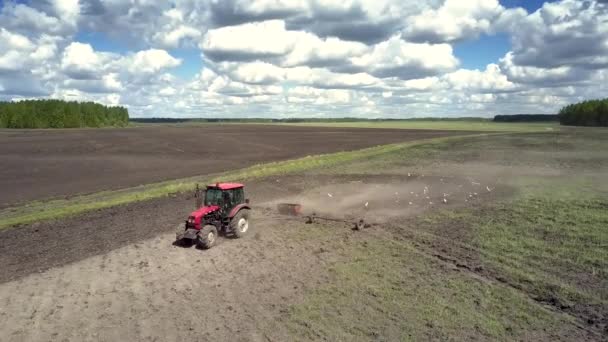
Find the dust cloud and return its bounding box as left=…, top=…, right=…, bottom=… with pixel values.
left=267, top=175, right=494, bottom=224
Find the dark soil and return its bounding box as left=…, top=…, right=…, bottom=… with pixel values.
left=0, top=125, right=476, bottom=207
left=0, top=193, right=191, bottom=284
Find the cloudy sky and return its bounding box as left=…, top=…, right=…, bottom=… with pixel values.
left=0, top=0, right=606, bottom=118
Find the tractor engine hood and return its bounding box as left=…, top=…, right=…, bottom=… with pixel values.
left=190, top=205, right=220, bottom=219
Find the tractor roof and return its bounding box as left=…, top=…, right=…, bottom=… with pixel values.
left=207, top=182, right=244, bottom=190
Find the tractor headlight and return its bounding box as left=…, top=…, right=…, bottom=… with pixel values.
left=187, top=217, right=195, bottom=224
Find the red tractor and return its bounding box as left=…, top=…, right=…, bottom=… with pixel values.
left=176, top=182, right=251, bottom=249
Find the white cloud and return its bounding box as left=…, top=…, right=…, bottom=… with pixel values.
left=0, top=28, right=35, bottom=72
left=104, top=93, right=121, bottom=106
left=470, top=93, right=495, bottom=103
left=0, top=27, right=33, bottom=50
left=349, top=35, right=458, bottom=79
left=202, top=19, right=368, bottom=67
left=148, top=8, right=203, bottom=48
left=283, top=67, right=379, bottom=89
left=31, top=38, right=58, bottom=61
left=443, top=64, right=516, bottom=92
left=502, top=0, right=608, bottom=79
left=282, top=34, right=367, bottom=67
left=102, top=73, right=123, bottom=91
left=155, top=25, right=202, bottom=48
left=499, top=51, right=588, bottom=86
left=159, top=86, right=177, bottom=96
left=52, top=0, right=80, bottom=24
left=0, top=2, right=77, bottom=36
left=56, top=43, right=182, bottom=94
left=402, top=0, right=504, bottom=43
left=61, top=42, right=106, bottom=79
left=127, top=49, right=182, bottom=74
left=202, top=73, right=283, bottom=97
left=202, top=20, right=295, bottom=59
left=286, top=87, right=351, bottom=105
left=228, top=62, right=286, bottom=84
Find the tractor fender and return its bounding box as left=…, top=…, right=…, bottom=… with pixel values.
left=229, top=204, right=251, bottom=218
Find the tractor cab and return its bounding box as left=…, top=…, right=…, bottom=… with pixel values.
left=204, top=183, right=246, bottom=216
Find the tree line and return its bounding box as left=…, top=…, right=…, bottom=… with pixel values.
left=0, top=100, right=129, bottom=128
left=559, top=98, right=608, bottom=127
left=493, top=114, right=558, bottom=122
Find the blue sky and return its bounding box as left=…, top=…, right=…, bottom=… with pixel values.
left=452, top=0, right=552, bottom=70
left=1, top=0, right=606, bottom=118
left=452, top=0, right=549, bottom=70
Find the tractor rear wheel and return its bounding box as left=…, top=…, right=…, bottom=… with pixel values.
left=197, top=225, right=218, bottom=249
left=230, top=209, right=250, bottom=238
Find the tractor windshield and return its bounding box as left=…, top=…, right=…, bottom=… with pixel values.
left=204, top=188, right=223, bottom=206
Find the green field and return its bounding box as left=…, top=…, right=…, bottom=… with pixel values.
left=278, top=120, right=559, bottom=132
left=279, top=129, right=607, bottom=340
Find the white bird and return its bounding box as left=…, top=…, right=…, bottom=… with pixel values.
left=327, top=193, right=333, bottom=197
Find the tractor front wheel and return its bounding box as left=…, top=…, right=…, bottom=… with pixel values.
left=230, top=209, right=250, bottom=238
left=197, top=225, right=218, bottom=249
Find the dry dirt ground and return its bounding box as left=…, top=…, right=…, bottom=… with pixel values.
left=0, top=125, right=475, bottom=207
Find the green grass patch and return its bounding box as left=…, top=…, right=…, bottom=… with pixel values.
left=277, top=120, right=559, bottom=132
left=319, top=138, right=451, bottom=175
left=475, top=197, right=608, bottom=304
left=407, top=188, right=608, bottom=324
left=285, top=232, right=564, bottom=341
